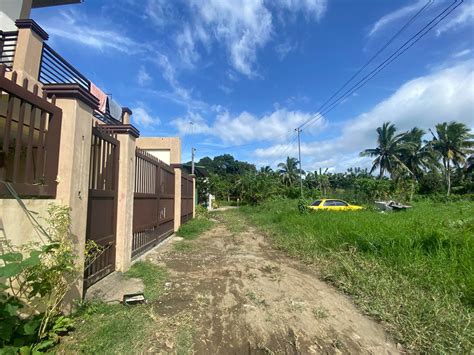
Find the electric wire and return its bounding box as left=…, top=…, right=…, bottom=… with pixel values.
left=299, top=0, right=434, bottom=131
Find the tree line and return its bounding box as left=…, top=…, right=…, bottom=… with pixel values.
left=194, top=121, right=473, bottom=205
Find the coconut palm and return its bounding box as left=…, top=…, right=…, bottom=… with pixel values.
left=399, top=127, right=439, bottom=181
left=466, top=155, right=474, bottom=173
left=429, top=121, right=474, bottom=195
left=278, top=156, right=302, bottom=187
left=360, top=122, right=409, bottom=178
left=259, top=166, right=273, bottom=175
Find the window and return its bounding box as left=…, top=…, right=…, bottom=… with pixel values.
left=311, top=200, right=322, bottom=206
left=323, top=200, right=348, bottom=207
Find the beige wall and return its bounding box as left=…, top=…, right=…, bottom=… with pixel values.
left=136, top=137, right=181, bottom=165
left=0, top=199, right=56, bottom=247
left=11, top=27, right=44, bottom=91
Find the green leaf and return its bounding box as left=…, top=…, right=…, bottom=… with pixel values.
left=18, top=346, right=31, bottom=355
left=41, top=243, right=60, bottom=253
left=3, top=302, right=19, bottom=316
left=22, top=319, right=40, bottom=336
left=0, top=346, right=20, bottom=355
left=0, top=252, right=23, bottom=263
left=0, top=263, right=24, bottom=278
left=31, top=339, right=56, bottom=352
left=0, top=322, right=15, bottom=342
left=20, top=251, right=42, bottom=268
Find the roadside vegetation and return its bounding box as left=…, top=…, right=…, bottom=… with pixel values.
left=195, top=121, right=473, bottom=206
left=56, top=261, right=168, bottom=353
left=175, top=206, right=215, bottom=252
left=237, top=200, right=473, bottom=353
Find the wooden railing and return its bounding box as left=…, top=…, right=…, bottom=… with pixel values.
left=0, top=31, right=18, bottom=69
left=0, top=66, right=62, bottom=197
left=39, top=43, right=90, bottom=91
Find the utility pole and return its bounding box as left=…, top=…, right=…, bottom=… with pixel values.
left=295, top=127, right=303, bottom=197
left=191, top=147, right=196, bottom=175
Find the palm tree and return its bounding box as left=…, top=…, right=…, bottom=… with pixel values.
left=399, top=127, right=439, bottom=181
left=259, top=166, right=273, bottom=175
left=466, top=155, right=474, bottom=174
left=429, top=121, right=474, bottom=195
left=278, top=156, right=302, bottom=187
left=360, top=122, right=409, bottom=178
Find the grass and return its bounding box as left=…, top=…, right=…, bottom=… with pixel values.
left=125, top=260, right=168, bottom=301
left=237, top=199, right=474, bottom=353
left=174, top=215, right=214, bottom=252
left=57, top=262, right=168, bottom=353
left=220, top=210, right=247, bottom=234
left=176, top=217, right=214, bottom=240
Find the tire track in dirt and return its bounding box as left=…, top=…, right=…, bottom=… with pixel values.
left=144, top=216, right=400, bottom=354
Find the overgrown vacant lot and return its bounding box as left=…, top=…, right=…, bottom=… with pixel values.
left=239, top=200, right=474, bottom=353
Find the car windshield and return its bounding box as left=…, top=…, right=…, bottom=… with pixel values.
left=311, top=200, right=322, bottom=206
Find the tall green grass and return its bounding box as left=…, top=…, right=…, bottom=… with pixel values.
left=238, top=200, right=474, bottom=353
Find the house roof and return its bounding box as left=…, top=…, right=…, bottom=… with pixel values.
left=32, top=0, right=82, bottom=8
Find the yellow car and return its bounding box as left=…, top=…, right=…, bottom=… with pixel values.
left=308, top=199, right=363, bottom=211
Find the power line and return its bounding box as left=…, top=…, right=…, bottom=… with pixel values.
left=299, top=0, right=434, bottom=131
left=268, top=133, right=299, bottom=168
left=301, top=0, right=463, bottom=131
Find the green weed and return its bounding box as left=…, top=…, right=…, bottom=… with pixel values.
left=239, top=200, right=474, bottom=353
left=125, top=261, right=168, bottom=301
left=177, top=218, right=214, bottom=240
left=57, top=261, right=168, bottom=353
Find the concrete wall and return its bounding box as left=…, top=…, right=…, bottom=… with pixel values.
left=136, top=137, right=181, bottom=165
left=0, top=199, right=56, bottom=247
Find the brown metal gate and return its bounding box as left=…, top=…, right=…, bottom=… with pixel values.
left=181, top=172, right=193, bottom=224
left=0, top=67, right=62, bottom=197
left=84, top=125, right=119, bottom=288
left=132, top=149, right=175, bottom=259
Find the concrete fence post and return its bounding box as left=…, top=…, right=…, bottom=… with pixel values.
left=12, top=19, right=48, bottom=90
left=114, top=121, right=139, bottom=272
left=43, top=84, right=99, bottom=308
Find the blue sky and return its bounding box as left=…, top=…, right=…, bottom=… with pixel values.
left=32, top=0, right=474, bottom=171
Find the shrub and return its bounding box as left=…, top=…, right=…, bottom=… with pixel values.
left=0, top=204, right=78, bottom=352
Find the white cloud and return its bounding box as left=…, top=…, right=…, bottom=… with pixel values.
left=274, top=0, right=327, bottom=20
left=172, top=108, right=326, bottom=144
left=452, top=49, right=472, bottom=58
left=368, top=0, right=426, bottom=37
left=43, top=10, right=149, bottom=54
left=137, top=66, right=152, bottom=86
left=275, top=41, right=297, bottom=60
left=142, top=54, right=210, bottom=111
left=131, top=105, right=161, bottom=127
left=437, top=2, right=474, bottom=35
left=256, top=61, right=474, bottom=171
left=145, top=0, right=175, bottom=27
left=218, top=85, right=233, bottom=94
left=146, top=0, right=327, bottom=77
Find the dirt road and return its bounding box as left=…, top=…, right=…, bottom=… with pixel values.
left=144, top=213, right=399, bottom=354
